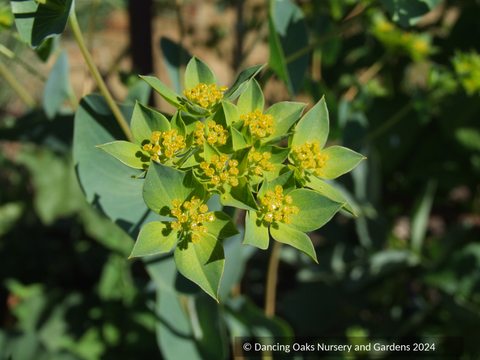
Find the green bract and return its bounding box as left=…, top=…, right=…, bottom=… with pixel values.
left=97, top=57, right=365, bottom=300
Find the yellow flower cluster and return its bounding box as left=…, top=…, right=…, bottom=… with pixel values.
left=143, top=129, right=186, bottom=162
left=195, top=120, right=228, bottom=146
left=239, top=109, right=275, bottom=138
left=170, top=196, right=215, bottom=244
left=292, top=140, right=329, bottom=176
left=259, top=185, right=299, bottom=225
left=248, top=148, right=275, bottom=176
left=200, top=154, right=239, bottom=187
left=183, top=83, right=228, bottom=109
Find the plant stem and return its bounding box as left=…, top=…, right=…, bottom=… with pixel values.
left=0, top=60, right=36, bottom=108
left=69, top=10, right=133, bottom=142
left=265, top=240, right=283, bottom=318
left=0, top=44, right=47, bottom=82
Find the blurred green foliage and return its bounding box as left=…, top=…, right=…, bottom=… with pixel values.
left=1, top=0, right=480, bottom=359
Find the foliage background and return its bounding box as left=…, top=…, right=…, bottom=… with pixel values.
left=1, top=0, right=480, bottom=358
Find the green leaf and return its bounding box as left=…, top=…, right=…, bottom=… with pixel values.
left=203, top=141, right=220, bottom=163
left=170, top=110, right=187, bottom=138
left=411, top=179, right=437, bottom=253
left=174, top=234, right=225, bottom=301
left=143, top=162, right=206, bottom=217
left=11, top=0, right=73, bottom=48
left=286, top=189, right=344, bottom=232
left=73, top=94, right=160, bottom=237
left=231, top=126, right=249, bottom=151
left=223, top=64, right=266, bottom=102
left=264, top=102, right=305, bottom=143
left=129, top=221, right=179, bottom=257
left=140, top=75, right=183, bottom=109
left=268, top=0, right=309, bottom=96
left=130, top=102, right=171, bottom=145
left=42, top=50, right=71, bottom=119
left=305, top=175, right=357, bottom=216
left=160, top=37, right=192, bottom=94
left=96, top=141, right=150, bottom=170
left=320, top=146, right=366, bottom=179
left=220, top=177, right=259, bottom=211
left=292, top=97, right=329, bottom=149
left=222, top=101, right=239, bottom=127
left=260, top=145, right=290, bottom=164
left=182, top=102, right=211, bottom=117
left=258, top=170, right=296, bottom=198
left=237, top=79, right=265, bottom=115
left=231, top=147, right=252, bottom=176
left=244, top=210, right=270, bottom=249
left=184, top=56, right=217, bottom=89
left=270, top=222, right=317, bottom=262
left=124, top=78, right=152, bottom=106
left=203, top=211, right=239, bottom=239
left=381, top=0, right=443, bottom=27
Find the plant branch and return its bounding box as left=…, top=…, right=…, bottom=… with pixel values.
left=69, top=10, right=133, bottom=142
left=265, top=240, right=282, bottom=317
left=0, top=60, right=36, bottom=108
left=0, top=44, right=47, bottom=82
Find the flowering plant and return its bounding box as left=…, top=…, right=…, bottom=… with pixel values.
left=98, top=57, right=365, bottom=300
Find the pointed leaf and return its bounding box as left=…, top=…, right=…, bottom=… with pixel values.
left=11, top=0, right=73, bottom=48
left=287, top=189, right=344, bottom=232
left=258, top=170, right=296, bottom=198
left=270, top=222, right=317, bottom=262
left=185, top=56, right=217, bottom=89
left=237, top=79, right=264, bottom=115
left=264, top=102, right=305, bottom=143
left=140, top=75, right=183, bottom=108
left=305, top=175, right=357, bottom=216
left=130, top=221, right=179, bottom=257
left=231, top=126, right=249, bottom=151
left=292, top=96, right=329, bottom=149
left=204, top=141, right=221, bottom=163
left=96, top=141, right=150, bottom=170
left=170, top=111, right=187, bottom=138
left=143, top=162, right=206, bottom=217
left=244, top=210, right=269, bottom=249
left=320, top=146, right=366, bottom=179
left=260, top=145, right=290, bottom=164
left=203, top=211, right=240, bottom=239
left=220, top=177, right=258, bottom=211
left=223, top=64, right=266, bottom=102
left=175, top=234, right=225, bottom=301
left=131, top=102, right=171, bottom=145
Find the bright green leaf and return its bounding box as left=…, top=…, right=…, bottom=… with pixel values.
left=130, top=221, right=179, bottom=257
left=244, top=210, right=269, bottom=249
left=292, top=97, right=329, bottom=149
left=220, top=177, right=258, bottom=211
left=287, top=189, right=344, bottom=232
left=237, top=79, right=265, bottom=115
left=184, top=56, right=217, bottom=90
left=320, top=146, right=366, bottom=179
left=130, top=102, right=171, bottom=145
left=223, top=64, right=265, bottom=102
left=96, top=141, right=150, bottom=170
left=264, top=102, right=305, bottom=143
left=143, top=162, right=206, bottom=217
left=140, top=75, right=183, bottom=109
left=174, top=234, right=225, bottom=301
left=170, top=111, right=187, bottom=138
left=203, top=211, right=239, bottom=239
left=271, top=222, right=317, bottom=262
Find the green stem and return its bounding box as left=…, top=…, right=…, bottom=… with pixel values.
left=69, top=10, right=133, bottom=142
left=0, top=60, right=36, bottom=108
left=265, top=240, right=282, bottom=318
